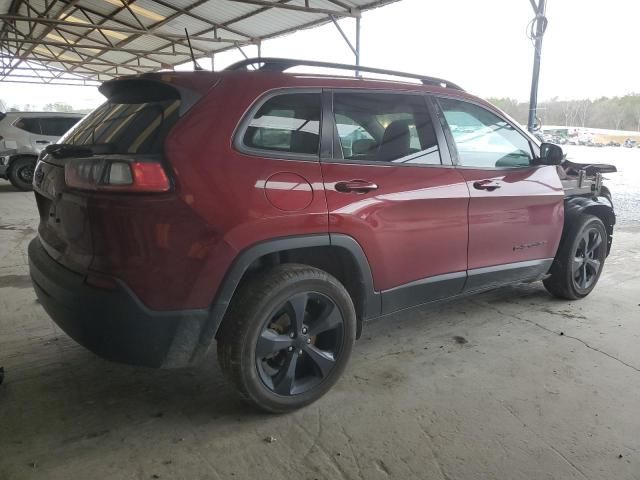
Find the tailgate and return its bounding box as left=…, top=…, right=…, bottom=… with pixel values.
left=33, top=159, right=93, bottom=273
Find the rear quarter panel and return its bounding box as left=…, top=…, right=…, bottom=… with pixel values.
left=100, top=76, right=329, bottom=310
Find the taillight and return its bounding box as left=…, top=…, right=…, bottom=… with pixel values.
left=65, top=158, right=170, bottom=193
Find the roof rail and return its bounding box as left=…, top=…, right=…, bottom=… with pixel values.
left=225, top=57, right=464, bottom=91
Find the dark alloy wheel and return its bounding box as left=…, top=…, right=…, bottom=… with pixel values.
left=217, top=264, right=356, bottom=413
left=8, top=156, right=36, bottom=191
left=256, top=292, right=344, bottom=396
left=544, top=214, right=608, bottom=300
left=572, top=227, right=604, bottom=292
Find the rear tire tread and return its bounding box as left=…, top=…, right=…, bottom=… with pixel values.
left=217, top=264, right=355, bottom=413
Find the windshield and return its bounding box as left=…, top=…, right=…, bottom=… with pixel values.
left=59, top=99, right=180, bottom=154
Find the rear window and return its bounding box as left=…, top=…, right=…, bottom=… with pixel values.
left=242, top=93, right=321, bottom=156
left=60, top=99, right=180, bottom=154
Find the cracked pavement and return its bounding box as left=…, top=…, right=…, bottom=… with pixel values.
left=1, top=179, right=639, bottom=480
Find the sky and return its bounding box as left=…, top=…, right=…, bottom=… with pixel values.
left=1, top=0, right=638, bottom=111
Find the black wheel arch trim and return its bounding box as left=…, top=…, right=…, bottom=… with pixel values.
left=564, top=195, right=615, bottom=255
left=8, top=154, right=38, bottom=168
left=192, top=233, right=380, bottom=363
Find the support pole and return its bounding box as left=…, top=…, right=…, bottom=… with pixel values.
left=355, top=16, right=361, bottom=77
left=527, top=0, right=547, bottom=133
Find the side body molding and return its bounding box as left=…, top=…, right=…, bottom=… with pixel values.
left=191, top=234, right=381, bottom=363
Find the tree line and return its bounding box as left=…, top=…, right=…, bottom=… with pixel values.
left=488, top=94, right=640, bottom=132
left=4, top=95, right=640, bottom=132
left=0, top=100, right=91, bottom=114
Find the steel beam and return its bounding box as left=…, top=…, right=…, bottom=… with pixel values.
left=1, top=78, right=100, bottom=86
left=1, top=38, right=195, bottom=57
left=355, top=16, right=361, bottom=77
left=0, top=15, right=244, bottom=45
left=330, top=14, right=361, bottom=77
left=1, top=54, right=158, bottom=69
left=225, top=0, right=359, bottom=17
left=330, top=16, right=356, bottom=56
left=527, top=0, right=547, bottom=133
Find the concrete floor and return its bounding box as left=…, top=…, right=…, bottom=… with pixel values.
left=1, top=179, right=639, bottom=480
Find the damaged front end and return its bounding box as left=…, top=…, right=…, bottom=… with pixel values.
left=559, top=159, right=617, bottom=197
left=558, top=159, right=617, bottom=255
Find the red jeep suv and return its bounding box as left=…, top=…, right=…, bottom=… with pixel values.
left=29, top=58, right=616, bottom=412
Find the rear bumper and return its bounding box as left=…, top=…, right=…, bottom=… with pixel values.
left=28, top=237, right=209, bottom=368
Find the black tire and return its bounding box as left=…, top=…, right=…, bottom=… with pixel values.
left=8, top=156, right=36, bottom=191
left=217, top=264, right=356, bottom=413
left=543, top=214, right=607, bottom=300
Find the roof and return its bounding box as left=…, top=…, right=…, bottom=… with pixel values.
left=0, top=0, right=399, bottom=86
left=2, top=111, right=84, bottom=116
left=99, top=62, right=481, bottom=110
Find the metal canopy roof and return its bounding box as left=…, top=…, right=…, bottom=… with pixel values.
left=0, top=0, right=398, bottom=86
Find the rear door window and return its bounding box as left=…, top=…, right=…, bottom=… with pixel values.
left=332, top=92, right=441, bottom=165
left=242, top=93, right=321, bottom=156
left=39, top=117, right=82, bottom=137
left=60, top=99, right=180, bottom=154
left=14, top=117, right=42, bottom=134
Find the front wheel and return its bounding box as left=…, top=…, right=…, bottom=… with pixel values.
left=217, top=265, right=356, bottom=413
left=544, top=214, right=607, bottom=300
left=8, top=156, right=36, bottom=191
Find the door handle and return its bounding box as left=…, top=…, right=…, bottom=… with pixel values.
left=335, top=180, right=379, bottom=194
left=473, top=180, right=501, bottom=192
left=35, top=140, right=50, bottom=144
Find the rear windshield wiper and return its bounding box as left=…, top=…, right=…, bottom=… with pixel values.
left=44, top=143, right=116, bottom=159
left=45, top=143, right=94, bottom=159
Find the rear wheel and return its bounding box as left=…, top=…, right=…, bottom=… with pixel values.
left=217, top=264, right=356, bottom=413
left=8, top=156, right=36, bottom=191
left=543, top=215, right=607, bottom=300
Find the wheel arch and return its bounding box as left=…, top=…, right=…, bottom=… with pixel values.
left=191, top=234, right=380, bottom=363
left=564, top=195, right=615, bottom=255
left=7, top=153, right=38, bottom=171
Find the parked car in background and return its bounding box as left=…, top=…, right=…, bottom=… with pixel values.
left=0, top=111, right=83, bottom=190
left=623, top=138, right=637, bottom=148
left=28, top=58, right=616, bottom=412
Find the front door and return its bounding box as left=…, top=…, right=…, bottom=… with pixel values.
left=435, top=97, right=564, bottom=291
left=320, top=91, right=470, bottom=314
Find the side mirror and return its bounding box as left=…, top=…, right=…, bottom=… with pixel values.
left=538, top=142, right=564, bottom=165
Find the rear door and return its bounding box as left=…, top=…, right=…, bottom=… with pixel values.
left=435, top=97, right=564, bottom=291
left=320, top=90, right=469, bottom=314
left=12, top=116, right=50, bottom=153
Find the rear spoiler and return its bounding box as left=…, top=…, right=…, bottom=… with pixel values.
left=98, top=77, right=202, bottom=116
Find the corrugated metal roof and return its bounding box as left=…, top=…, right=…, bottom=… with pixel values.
left=0, top=0, right=400, bottom=86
